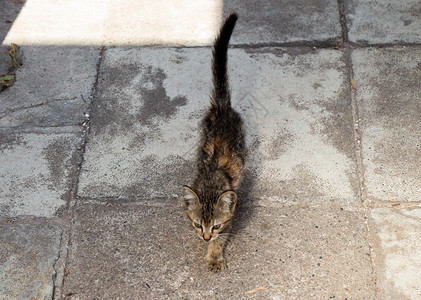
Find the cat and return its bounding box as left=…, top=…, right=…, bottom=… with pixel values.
left=182, top=13, right=246, bottom=272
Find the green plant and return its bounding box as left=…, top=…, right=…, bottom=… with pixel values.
left=0, top=74, right=15, bottom=87
left=8, top=43, right=20, bottom=69
left=0, top=43, right=20, bottom=88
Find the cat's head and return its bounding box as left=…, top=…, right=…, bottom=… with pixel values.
left=182, top=186, right=237, bottom=241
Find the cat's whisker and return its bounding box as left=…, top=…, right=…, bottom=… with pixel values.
left=218, top=232, right=235, bottom=236
left=216, top=233, right=236, bottom=242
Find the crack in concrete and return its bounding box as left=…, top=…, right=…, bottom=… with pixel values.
left=52, top=46, right=107, bottom=300
left=0, top=97, right=79, bottom=118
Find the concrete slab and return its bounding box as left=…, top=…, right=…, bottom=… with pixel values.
left=345, top=0, right=421, bottom=45
left=0, top=221, right=62, bottom=300
left=78, top=47, right=358, bottom=205
left=63, top=201, right=375, bottom=299
left=352, top=47, right=421, bottom=202
left=369, top=208, right=421, bottom=299
left=0, top=46, right=99, bottom=129
left=224, top=0, right=342, bottom=45
left=0, top=129, right=82, bottom=217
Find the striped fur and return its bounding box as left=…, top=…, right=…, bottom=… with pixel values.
left=182, top=13, right=246, bottom=272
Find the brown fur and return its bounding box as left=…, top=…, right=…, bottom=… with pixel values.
left=182, top=13, right=246, bottom=272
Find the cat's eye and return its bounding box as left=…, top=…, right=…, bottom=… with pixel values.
left=213, top=224, right=221, bottom=230
left=193, top=222, right=202, bottom=229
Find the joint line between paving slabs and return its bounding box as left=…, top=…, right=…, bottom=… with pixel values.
left=337, top=0, right=348, bottom=44
left=72, top=46, right=107, bottom=202
left=336, top=0, right=369, bottom=206
left=124, top=42, right=421, bottom=53
left=344, top=45, right=367, bottom=207
left=348, top=47, right=380, bottom=300
left=52, top=46, right=108, bottom=299
left=337, top=0, right=379, bottom=292
left=50, top=217, right=71, bottom=299
left=344, top=41, right=380, bottom=299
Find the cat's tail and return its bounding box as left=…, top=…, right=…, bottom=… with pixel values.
left=211, top=13, right=238, bottom=110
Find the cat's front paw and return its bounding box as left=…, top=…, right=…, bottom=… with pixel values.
left=206, top=257, right=226, bottom=272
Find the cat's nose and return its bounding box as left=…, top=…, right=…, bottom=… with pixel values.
left=203, top=233, right=211, bottom=241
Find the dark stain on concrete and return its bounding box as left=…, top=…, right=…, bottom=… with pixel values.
left=90, top=63, right=187, bottom=143
left=267, top=131, right=294, bottom=159
left=356, top=48, right=421, bottom=185
left=254, top=127, right=294, bottom=161
left=320, top=88, right=356, bottom=159
left=171, top=55, right=186, bottom=65
left=43, top=137, right=67, bottom=185
left=403, top=19, right=412, bottom=26
left=41, top=134, right=81, bottom=213
left=288, top=94, right=310, bottom=112
left=313, top=82, right=322, bottom=90
left=0, top=132, right=25, bottom=152
left=89, top=63, right=139, bottom=139
left=137, top=66, right=187, bottom=125
left=127, top=134, right=146, bottom=152
left=42, top=136, right=71, bottom=197
left=369, top=51, right=421, bottom=129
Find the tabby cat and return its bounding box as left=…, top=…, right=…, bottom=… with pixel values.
left=182, top=13, right=246, bottom=272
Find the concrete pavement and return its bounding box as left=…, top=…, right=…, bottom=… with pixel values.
left=1, top=0, right=420, bottom=299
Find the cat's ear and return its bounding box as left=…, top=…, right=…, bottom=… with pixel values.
left=182, top=186, right=199, bottom=211
left=216, top=191, right=237, bottom=214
